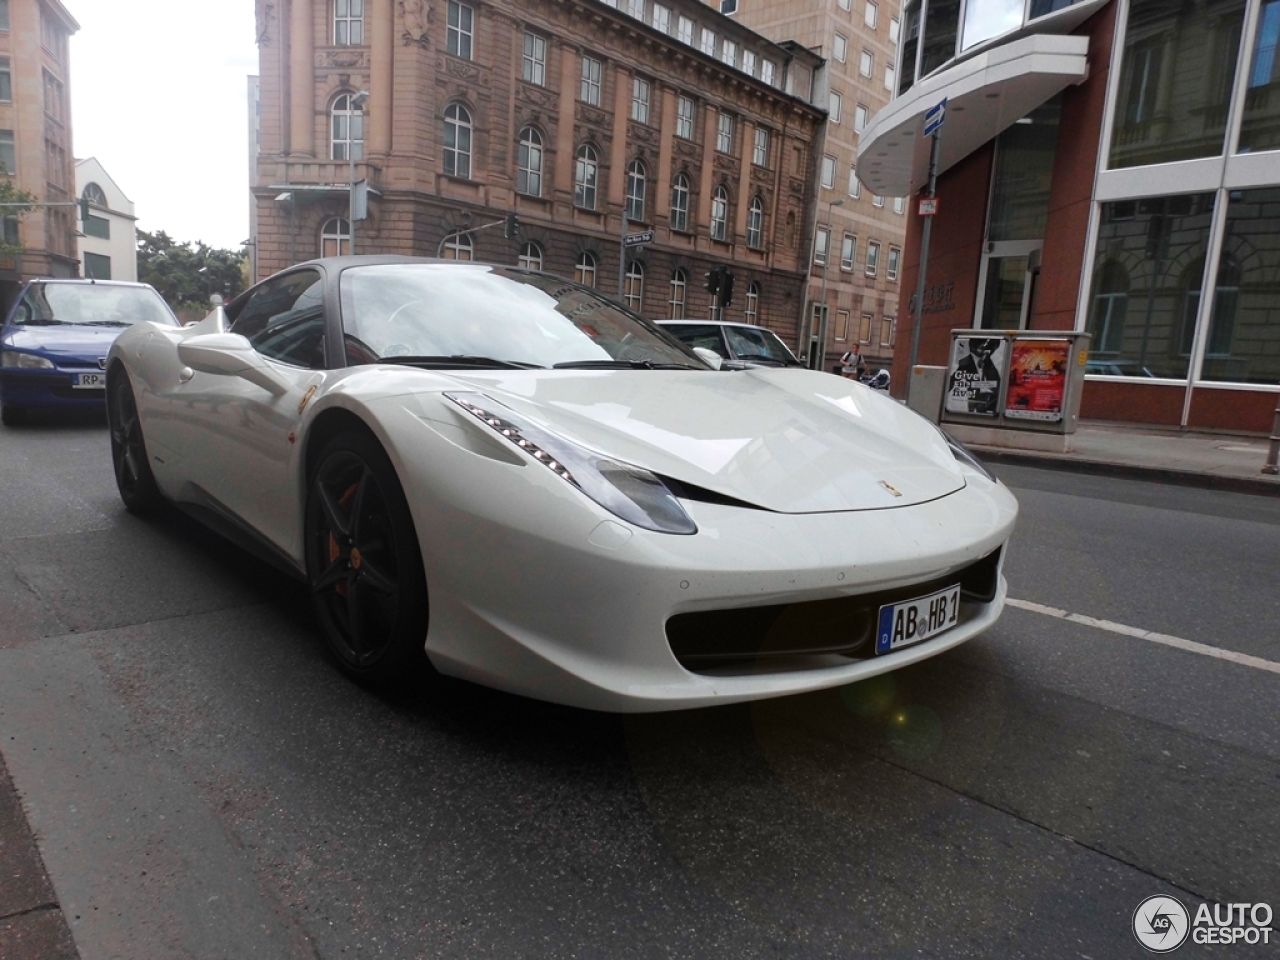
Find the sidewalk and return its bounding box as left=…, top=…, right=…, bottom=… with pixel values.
left=965, top=420, right=1280, bottom=496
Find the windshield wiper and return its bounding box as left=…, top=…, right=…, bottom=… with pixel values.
left=80, top=320, right=132, bottom=327
left=380, top=355, right=545, bottom=370
left=21, top=318, right=70, bottom=326
left=553, top=359, right=702, bottom=370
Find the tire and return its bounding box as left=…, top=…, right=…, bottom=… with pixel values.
left=107, top=369, right=163, bottom=514
left=305, top=430, right=431, bottom=686
left=0, top=403, right=25, bottom=426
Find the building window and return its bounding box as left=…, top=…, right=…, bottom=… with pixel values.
left=670, top=173, right=690, bottom=231
left=0, top=1, right=8, bottom=31
left=889, top=16, right=900, bottom=42
left=848, top=165, right=861, bottom=197
left=677, top=96, right=695, bottom=139
left=887, top=247, right=900, bottom=280
left=746, top=196, right=764, bottom=248
left=834, top=34, right=848, bottom=63
left=575, top=251, right=597, bottom=287
left=1239, top=1, right=1280, bottom=152
left=835, top=309, right=850, bottom=341
left=627, top=0, right=645, bottom=19
left=753, top=127, right=769, bottom=167
left=885, top=65, right=896, bottom=90
left=893, top=196, right=905, bottom=214
left=860, top=49, right=873, bottom=77
left=631, top=76, right=651, bottom=124
left=321, top=217, right=351, bottom=257
left=441, top=232, right=474, bottom=261
left=841, top=234, right=856, bottom=270
left=761, top=60, right=777, bottom=86
left=651, top=3, right=671, bottom=33
left=668, top=269, right=687, bottom=318
left=720, top=0, right=738, bottom=13
left=84, top=252, right=111, bottom=279
left=865, top=241, right=880, bottom=276
left=83, top=182, right=107, bottom=208
left=443, top=103, right=472, bottom=179
left=859, top=313, right=872, bottom=342
left=701, top=28, right=716, bottom=56
left=447, top=1, right=473, bottom=59
left=814, top=226, right=829, bottom=265
left=574, top=144, right=598, bottom=209
left=721, top=39, right=737, bottom=68
left=866, top=1, right=878, bottom=28
left=855, top=103, right=868, bottom=132
left=677, top=15, right=694, bottom=45
left=517, top=126, right=543, bottom=196
left=523, top=33, right=547, bottom=85
left=518, top=241, right=543, bottom=270
left=830, top=92, right=842, bottom=124
left=334, top=0, right=364, bottom=45
left=0, top=58, right=9, bottom=102
left=331, top=93, right=365, bottom=161
left=624, top=260, right=644, bottom=311
left=0, top=130, right=14, bottom=176
left=716, top=112, right=734, bottom=153
left=838, top=0, right=850, bottom=9
left=625, top=159, right=646, bottom=221
left=880, top=317, right=894, bottom=347
left=744, top=283, right=759, bottom=324
left=873, top=193, right=884, bottom=208
left=580, top=56, right=602, bottom=105
left=710, top=185, right=730, bottom=241
left=742, top=50, right=757, bottom=77
left=821, top=155, right=836, bottom=188
left=84, top=215, right=110, bottom=240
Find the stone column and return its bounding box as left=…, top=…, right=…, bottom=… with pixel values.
left=734, top=120, right=753, bottom=242
left=289, top=0, right=315, bottom=157
left=556, top=42, right=578, bottom=199
left=369, top=0, right=393, bottom=159
left=609, top=67, right=632, bottom=211
left=655, top=87, right=676, bottom=227
left=697, top=107, right=717, bottom=229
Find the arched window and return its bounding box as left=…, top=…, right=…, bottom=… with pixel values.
left=575, top=251, right=597, bottom=287
left=1088, top=260, right=1129, bottom=355
left=441, top=232, right=473, bottom=261
left=321, top=217, right=351, bottom=257
left=624, top=260, right=644, bottom=311
left=334, top=0, right=364, bottom=44
left=668, top=268, right=687, bottom=319
left=331, top=93, right=365, bottom=161
left=518, top=241, right=543, bottom=270
left=444, top=103, right=472, bottom=179
left=1184, top=256, right=1242, bottom=360
left=517, top=126, right=543, bottom=197
left=746, top=195, right=764, bottom=249
left=744, top=282, right=759, bottom=324
left=82, top=182, right=107, bottom=208
left=710, top=184, right=729, bottom=242
left=625, top=159, right=646, bottom=222
left=574, top=144, right=598, bottom=210
left=670, top=174, right=690, bottom=232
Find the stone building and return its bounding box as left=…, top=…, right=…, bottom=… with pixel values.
left=252, top=0, right=827, bottom=343
left=0, top=0, right=79, bottom=314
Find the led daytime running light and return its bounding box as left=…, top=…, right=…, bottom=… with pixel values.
left=449, top=396, right=578, bottom=486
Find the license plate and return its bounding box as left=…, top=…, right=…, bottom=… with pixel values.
left=73, top=372, right=106, bottom=389
left=875, top=584, right=961, bottom=654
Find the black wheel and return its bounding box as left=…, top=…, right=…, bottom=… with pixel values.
left=305, top=431, right=430, bottom=686
left=0, top=403, right=25, bottom=426
left=108, top=370, right=163, bottom=514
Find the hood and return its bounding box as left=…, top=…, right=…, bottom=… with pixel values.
left=2, top=324, right=127, bottom=364
left=453, top=368, right=966, bottom=513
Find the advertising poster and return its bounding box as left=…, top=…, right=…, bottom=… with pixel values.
left=1004, top=340, right=1070, bottom=422
left=945, top=337, right=1007, bottom=417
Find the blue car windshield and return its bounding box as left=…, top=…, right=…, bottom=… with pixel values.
left=13, top=283, right=176, bottom=328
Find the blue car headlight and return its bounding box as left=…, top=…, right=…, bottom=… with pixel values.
left=1, top=350, right=54, bottom=370
left=446, top=392, right=697, bottom=535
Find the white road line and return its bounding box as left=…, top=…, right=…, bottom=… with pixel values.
left=1006, top=597, right=1280, bottom=676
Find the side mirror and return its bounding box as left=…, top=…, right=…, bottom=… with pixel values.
left=692, top=346, right=723, bottom=370
left=177, top=333, right=290, bottom=396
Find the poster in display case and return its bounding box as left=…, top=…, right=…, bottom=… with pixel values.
left=1004, top=340, right=1070, bottom=422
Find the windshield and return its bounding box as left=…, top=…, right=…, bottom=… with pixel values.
left=338, top=264, right=706, bottom=369
left=13, top=283, right=177, bottom=328
left=722, top=325, right=803, bottom=366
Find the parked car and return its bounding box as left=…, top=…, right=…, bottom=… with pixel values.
left=0, top=278, right=178, bottom=425
left=106, top=257, right=1017, bottom=711
left=657, top=319, right=806, bottom=369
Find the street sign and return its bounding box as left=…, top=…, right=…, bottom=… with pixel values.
left=918, top=197, right=940, bottom=216
left=923, top=98, right=947, bottom=137
left=351, top=180, right=368, bottom=221
left=624, top=230, right=655, bottom=248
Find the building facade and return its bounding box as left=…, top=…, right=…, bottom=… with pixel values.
left=75, top=156, right=138, bottom=282
left=710, top=0, right=908, bottom=373
left=252, top=0, right=827, bottom=344
left=0, top=0, right=79, bottom=314
left=860, top=0, right=1280, bottom=432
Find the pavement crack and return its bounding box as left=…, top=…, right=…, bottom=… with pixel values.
left=0, top=902, right=62, bottom=923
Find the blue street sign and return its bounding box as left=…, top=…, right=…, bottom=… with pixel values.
left=924, top=98, right=947, bottom=136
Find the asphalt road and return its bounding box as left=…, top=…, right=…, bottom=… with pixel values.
left=0, top=412, right=1277, bottom=959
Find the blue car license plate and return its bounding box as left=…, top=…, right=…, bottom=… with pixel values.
left=73, top=372, right=106, bottom=389
left=876, top=584, right=961, bottom=654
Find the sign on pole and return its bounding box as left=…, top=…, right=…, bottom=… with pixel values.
left=923, top=98, right=947, bottom=137
left=624, top=230, right=655, bottom=248
left=918, top=197, right=940, bottom=217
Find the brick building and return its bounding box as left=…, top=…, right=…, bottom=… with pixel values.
left=0, top=0, right=79, bottom=315
left=252, top=0, right=827, bottom=344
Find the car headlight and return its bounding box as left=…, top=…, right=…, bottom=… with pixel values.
left=942, top=430, right=996, bottom=483
left=446, top=392, right=697, bottom=535
left=1, top=351, right=54, bottom=370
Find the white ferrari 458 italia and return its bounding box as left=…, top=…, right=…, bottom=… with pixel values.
left=107, top=257, right=1017, bottom=712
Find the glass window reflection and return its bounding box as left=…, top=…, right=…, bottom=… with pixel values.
left=1239, top=0, right=1280, bottom=152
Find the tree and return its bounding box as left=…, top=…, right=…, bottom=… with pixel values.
left=0, top=177, right=37, bottom=260
left=136, top=230, right=247, bottom=311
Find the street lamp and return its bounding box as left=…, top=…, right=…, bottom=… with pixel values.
left=812, top=198, right=845, bottom=369
left=348, top=91, right=370, bottom=256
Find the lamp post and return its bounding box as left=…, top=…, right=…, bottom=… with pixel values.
left=348, top=91, right=370, bottom=256
left=811, top=198, right=844, bottom=369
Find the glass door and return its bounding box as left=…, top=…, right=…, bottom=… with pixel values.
left=976, top=240, right=1041, bottom=330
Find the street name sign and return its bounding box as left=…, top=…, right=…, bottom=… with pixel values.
left=624, top=231, right=655, bottom=248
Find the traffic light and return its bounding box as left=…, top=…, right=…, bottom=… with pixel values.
left=704, top=267, right=721, bottom=297
left=505, top=213, right=521, bottom=240
left=720, top=269, right=735, bottom=308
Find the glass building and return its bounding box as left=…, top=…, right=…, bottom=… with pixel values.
left=858, top=0, right=1280, bottom=431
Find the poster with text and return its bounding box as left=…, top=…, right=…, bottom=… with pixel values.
left=945, top=337, right=1007, bottom=417
left=1004, top=340, right=1070, bottom=421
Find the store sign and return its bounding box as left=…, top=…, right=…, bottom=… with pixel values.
left=945, top=337, right=1006, bottom=417
left=1004, top=340, right=1070, bottom=422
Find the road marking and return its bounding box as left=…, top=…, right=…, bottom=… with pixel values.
left=1006, top=597, right=1280, bottom=676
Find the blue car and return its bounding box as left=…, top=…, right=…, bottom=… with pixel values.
left=0, top=278, right=179, bottom=425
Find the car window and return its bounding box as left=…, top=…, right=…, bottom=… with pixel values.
left=723, top=325, right=802, bottom=366
left=11, top=282, right=178, bottom=328
left=661, top=324, right=730, bottom=359
left=229, top=269, right=326, bottom=369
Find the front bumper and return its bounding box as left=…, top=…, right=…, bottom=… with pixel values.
left=0, top=368, right=108, bottom=410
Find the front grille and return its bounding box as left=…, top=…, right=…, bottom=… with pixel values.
left=666, top=548, right=1001, bottom=672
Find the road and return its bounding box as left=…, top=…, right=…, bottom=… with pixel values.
left=0, top=412, right=1277, bottom=959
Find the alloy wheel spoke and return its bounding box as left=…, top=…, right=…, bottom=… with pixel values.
left=356, top=557, right=397, bottom=596
left=318, top=482, right=352, bottom=540
left=349, top=468, right=373, bottom=543
left=313, top=558, right=349, bottom=592
left=347, top=575, right=366, bottom=661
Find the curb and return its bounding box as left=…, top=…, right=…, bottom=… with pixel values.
left=970, top=447, right=1280, bottom=498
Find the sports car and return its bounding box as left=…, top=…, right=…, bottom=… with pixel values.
left=106, top=256, right=1017, bottom=712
